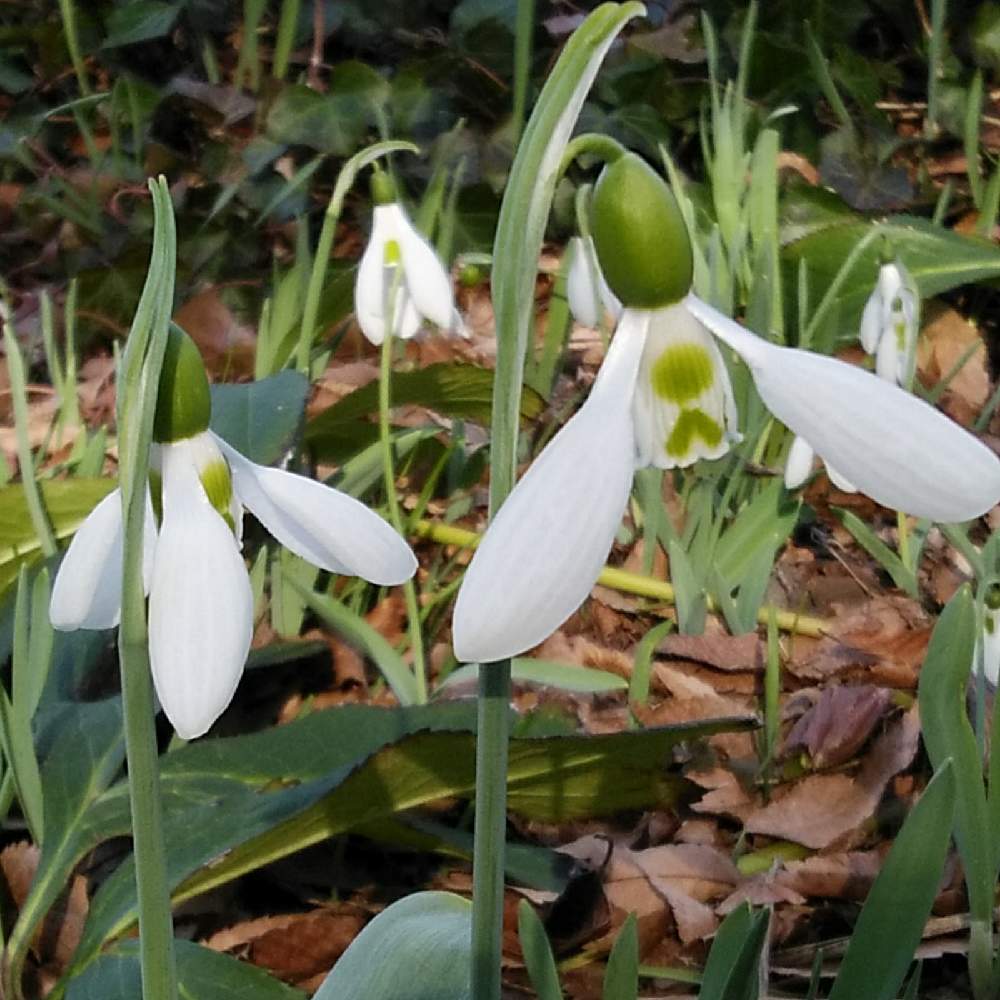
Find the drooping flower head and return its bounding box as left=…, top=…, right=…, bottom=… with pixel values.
left=859, top=250, right=920, bottom=388
left=452, top=151, right=1000, bottom=665
left=354, top=170, right=459, bottom=346
left=982, top=581, right=1000, bottom=686
left=50, top=327, right=417, bottom=738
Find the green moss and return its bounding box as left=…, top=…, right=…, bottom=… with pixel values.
left=665, top=408, right=722, bottom=459
left=651, top=342, right=715, bottom=404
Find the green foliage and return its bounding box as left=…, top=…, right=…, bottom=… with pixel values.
left=313, top=892, right=472, bottom=1000
left=697, top=903, right=769, bottom=1000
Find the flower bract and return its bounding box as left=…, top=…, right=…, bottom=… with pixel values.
left=859, top=259, right=920, bottom=387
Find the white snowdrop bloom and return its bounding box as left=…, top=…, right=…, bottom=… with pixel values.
left=859, top=259, right=920, bottom=387
left=981, top=584, right=1000, bottom=686
left=354, top=176, right=457, bottom=346
left=452, top=153, right=1000, bottom=665
left=50, top=330, right=416, bottom=738
left=566, top=235, right=622, bottom=328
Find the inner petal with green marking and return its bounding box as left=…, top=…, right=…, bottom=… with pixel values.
left=199, top=459, right=236, bottom=533
left=665, top=408, right=723, bottom=459
left=650, top=341, right=715, bottom=404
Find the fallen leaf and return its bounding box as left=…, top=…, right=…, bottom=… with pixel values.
left=657, top=632, right=763, bottom=672
left=783, top=685, right=893, bottom=767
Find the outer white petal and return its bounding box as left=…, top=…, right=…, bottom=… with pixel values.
left=149, top=441, right=253, bottom=740
left=214, top=435, right=417, bottom=585
left=859, top=291, right=882, bottom=355
left=392, top=280, right=423, bottom=340
left=390, top=204, right=454, bottom=330
left=825, top=463, right=857, bottom=493
left=452, top=310, right=649, bottom=663
left=354, top=206, right=395, bottom=346
left=784, top=436, right=815, bottom=490
left=687, top=294, right=1000, bottom=522
left=49, top=488, right=157, bottom=630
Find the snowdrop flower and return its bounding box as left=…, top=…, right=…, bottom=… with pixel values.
left=50, top=329, right=416, bottom=738
left=354, top=171, right=457, bottom=346
left=566, top=235, right=622, bottom=328
left=452, top=152, right=1000, bottom=664
left=859, top=256, right=920, bottom=387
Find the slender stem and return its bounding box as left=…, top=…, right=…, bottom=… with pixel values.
left=2, top=317, right=56, bottom=558
left=378, top=331, right=428, bottom=703
left=897, top=509, right=912, bottom=572
left=470, top=662, right=511, bottom=1000
left=57, top=0, right=90, bottom=96
left=412, top=519, right=829, bottom=638
left=511, top=0, right=535, bottom=143
left=273, top=0, right=302, bottom=79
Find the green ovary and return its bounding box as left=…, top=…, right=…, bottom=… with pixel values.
left=666, top=408, right=722, bottom=458
left=651, top=342, right=715, bottom=404
left=384, top=239, right=402, bottom=265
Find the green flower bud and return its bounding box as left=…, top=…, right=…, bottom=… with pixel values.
left=459, top=263, right=484, bottom=287
left=591, top=153, right=692, bottom=308
left=371, top=169, right=397, bottom=206
left=153, top=326, right=211, bottom=443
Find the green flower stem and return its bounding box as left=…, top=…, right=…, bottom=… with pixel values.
left=378, top=331, right=428, bottom=704
left=117, top=179, right=178, bottom=1000
left=295, top=140, right=418, bottom=374
left=470, top=662, right=511, bottom=998
left=57, top=0, right=90, bottom=96
left=2, top=312, right=56, bottom=558
left=511, top=0, right=536, bottom=143
left=897, top=509, right=912, bottom=572
left=558, top=132, right=627, bottom=178
left=412, top=519, right=828, bottom=638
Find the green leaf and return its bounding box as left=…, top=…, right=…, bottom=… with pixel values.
left=304, top=363, right=545, bottom=463
left=518, top=899, right=564, bottom=1000
left=6, top=699, right=125, bottom=998
left=209, top=371, right=310, bottom=467
left=0, top=479, right=116, bottom=597
left=66, top=939, right=304, bottom=999
left=714, top=480, right=799, bottom=584
left=697, top=903, right=769, bottom=1000
left=102, top=1, right=181, bottom=48
left=827, top=761, right=955, bottom=1000
left=834, top=508, right=917, bottom=598
left=266, top=84, right=372, bottom=156
left=916, top=587, right=995, bottom=993
left=313, top=891, right=471, bottom=1000
left=66, top=705, right=753, bottom=975
left=440, top=658, right=629, bottom=694
left=784, top=215, right=1000, bottom=339
left=603, top=912, right=639, bottom=1000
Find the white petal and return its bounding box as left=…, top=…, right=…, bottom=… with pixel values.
left=859, top=291, right=882, bottom=355
left=49, top=489, right=157, bottom=630
left=875, top=325, right=901, bottom=383
left=825, top=462, right=857, bottom=494
left=452, top=310, right=649, bottom=663
left=784, top=436, right=815, bottom=490
left=391, top=279, right=423, bottom=340
left=984, top=613, right=1000, bottom=686
left=631, top=303, right=739, bottom=469
left=687, top=294, right=1000, bottom=522
left=149, top=440, right=253, bottom=739
left=215, top=435, right=417, bottom=585
left=354, top=207, right=393, bottom=346
left=567, top=237, right=600, bottom=328
left=390, top=204, right=454, bottom=330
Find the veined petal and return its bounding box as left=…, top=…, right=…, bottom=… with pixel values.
left=784, top=436, right=815, bottom=490
left=390, top=204, right=455, bottom=330
left=49, top=488, right=157, bottom=630
left=687, top=294, right=1000, bottom=522
left=149, top=439, right=253, bottom=739
left=215, top=435, right=417, bottom=585
left=354, top=206, right=394, bottom=346
left=632, top=303, right=739, bottom=469
left=452, top=310, right=649, bottom=663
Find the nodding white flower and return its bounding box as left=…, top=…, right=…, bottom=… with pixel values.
left=50, top=330, right=416, bottom=738
left=452, top=152, right=1000, bottom=665
left=981, top=583, right=1000, bottom=686
left=566, top=235, right=622, bottom=328
left=859, top=258, right=920, bottom=387
left=354, top=173, right=457, bottom=346
left=783, top=435, right=856, bottom=494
